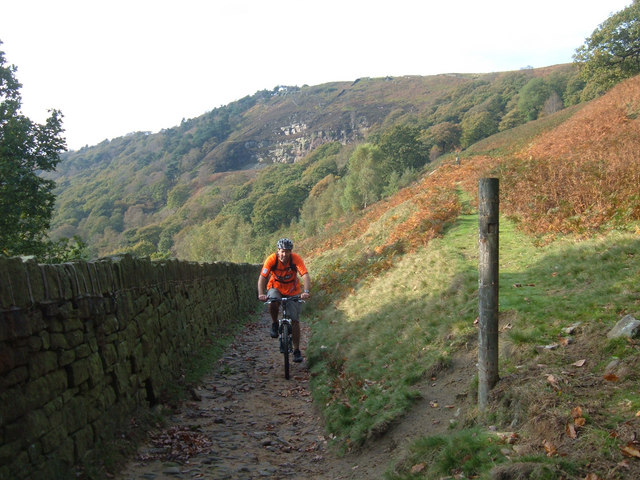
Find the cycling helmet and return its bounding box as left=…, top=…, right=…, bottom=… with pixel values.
left=277, top=238, right=294, bottom=250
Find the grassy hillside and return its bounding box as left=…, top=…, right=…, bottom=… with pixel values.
left=49, top=65, right=582, bottom=260
left=301, top=76, right=640, bottom=479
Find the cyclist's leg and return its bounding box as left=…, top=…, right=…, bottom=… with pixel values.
left=267, top=289, right=281, bottom=337
left=288, top=300, right=302, bottom=351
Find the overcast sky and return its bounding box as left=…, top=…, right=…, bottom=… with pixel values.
left=0, top=0, right=631, bottom=151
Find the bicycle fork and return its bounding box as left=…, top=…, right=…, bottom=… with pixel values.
left=279, top=318, right=293, bottom=353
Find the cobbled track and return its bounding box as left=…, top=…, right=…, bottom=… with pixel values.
left=117, top=313, right=351, bottom=480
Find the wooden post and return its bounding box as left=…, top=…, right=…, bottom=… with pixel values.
left=478, top=178, right=499, bottom=412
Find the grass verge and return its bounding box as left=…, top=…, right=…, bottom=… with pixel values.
left=308, top=201, right=640, bottom=478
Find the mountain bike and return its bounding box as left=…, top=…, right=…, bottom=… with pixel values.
left=265, top=295, right=302, bottom=380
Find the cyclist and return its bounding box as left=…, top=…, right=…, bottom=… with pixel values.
left=257, top=238, right=311, bottom=363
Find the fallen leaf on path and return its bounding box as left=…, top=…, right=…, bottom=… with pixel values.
left=584, top=473, right=602, bottom=480
left=546, top=374, right=560, bottom=390
left=571, top=406, right=583, bottom=418
left=566, top=422, right=577, bottom=439
left=617, top=459, right=631, bottom=469
left=604, top=373, right=619, bottom=382
left=620, top=443, right=640, bottom=458
left=410, top=463, right=426, bottom=473
left=495, top=432, right=519, bottom=444
left=571, top=359, right=586, bottom=367
left=543, top=439, right=557, bottom=457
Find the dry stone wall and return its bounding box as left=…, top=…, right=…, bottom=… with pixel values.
left=0, top=255, right=259, bottom=480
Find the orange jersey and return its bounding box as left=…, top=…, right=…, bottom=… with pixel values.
left=260, top=252, right=308, bottom=296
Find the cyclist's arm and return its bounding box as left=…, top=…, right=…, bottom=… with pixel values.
left=300, top=272, right=311, bottom=300
left=257, top=275, right=268, bottom=301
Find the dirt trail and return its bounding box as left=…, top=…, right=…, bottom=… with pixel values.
left=116, top=313, right=475, bottom=480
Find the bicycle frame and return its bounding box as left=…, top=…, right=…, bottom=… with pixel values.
left=266, top=295, right=301, bottom=380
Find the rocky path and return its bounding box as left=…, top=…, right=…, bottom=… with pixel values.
left=116, top=314, right=349, bottom=480
left=116, top=313, right=474, bottom=480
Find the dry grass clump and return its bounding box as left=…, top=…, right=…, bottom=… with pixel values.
left=500, top=76, right=640, bottom=236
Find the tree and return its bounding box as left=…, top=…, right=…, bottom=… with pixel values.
left=376, top=124, right=428, bottom=175
left=541, top=91, right=564, bottom=117
left=423, top=121, right=461, bottom=153
left=573, top=0, right=640, bottom=99
left=517, top=78, right=552, bottom=121
left=341, top=144, right=385, bottom=211
left=0, top=42, right=67, bottom=257
left=460, top=110, right=498, bottom=148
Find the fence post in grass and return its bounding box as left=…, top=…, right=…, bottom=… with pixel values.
left=478, top=177, right=499, bottom=412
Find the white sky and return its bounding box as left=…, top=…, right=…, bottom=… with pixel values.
left=0, top=0, right=632, bottom=151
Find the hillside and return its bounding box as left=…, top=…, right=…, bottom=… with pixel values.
left=47, top=67, right=640, bottom=478
left=104, top=77, right=640, bottom=480
left=298, top=76, right=640, bottom=479
left=48, top=64, right=580, bottom=260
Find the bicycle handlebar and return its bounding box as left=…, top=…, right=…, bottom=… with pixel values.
left=264, top=295, right=303, bottom=303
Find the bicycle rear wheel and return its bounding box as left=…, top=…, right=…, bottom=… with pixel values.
left=282, top=322, right=291, bottom=379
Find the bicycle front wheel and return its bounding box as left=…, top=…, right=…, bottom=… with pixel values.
left=282, top=322, right=291, bottom=379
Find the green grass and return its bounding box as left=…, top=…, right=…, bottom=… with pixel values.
left=308, top=213, right=481, bottom=449
left=308, top=202, right=640, bottom=476
left=385, top=426, right=582, bottom=480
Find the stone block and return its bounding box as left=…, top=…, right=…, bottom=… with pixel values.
left=24, top=409, right=50, bottom=444
left=2, top=365, right=28, bottom=388
left=607, top=314, right=640, bottom=339
left=134, top=295, right=148, bottom=315
left=58, top=349, right=75, bottom=367
left=64, top=329, right=84, bottom=348
left=0, top=343, right=14, bottom=375
left=0, top=258, right=27, bottom=309
left=24, top=370, right=67, bottom=411
left=87, top=353, right=105, bottom=387
left=27, top=334, right=43, bottom=352
left=50, top=332, right=69, bottom=350
left=61, top=263, right=85, bottom=298
left=0, top=439, right=22, bottom=467
left=100, top=343, right=118, bottom=368
left=62, top=314, right=83, bottom=333
left=0, top=387, right=27, bottom=424
left=28, top=351, right=58, bottom=379
left=67, top=358, right=90, bottom=387
left=42, top=395, right=63, bottom=421
left=93, top=258, right=117, bottom=293
left=75, top=297, right=92, bottom=319
left=24, top=259, right=46, bottom=304
left=73, top=424, right=94, bottom=459
left=74, top=343, right=91, bottom=359
left=112, top=363, right=130, bottom=397
left=44, top=264, right=73, bottom=300
left=1, top=309, right=31, bottom=339
left=101, top=315, right=119, bottom=335
left=41, top=425, right=67, bottom=454
left=63, top=396, right=88, bottom=434
left=39, top=265, right=60, bottom=302
left=27, top=441, right=43, bottom=464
